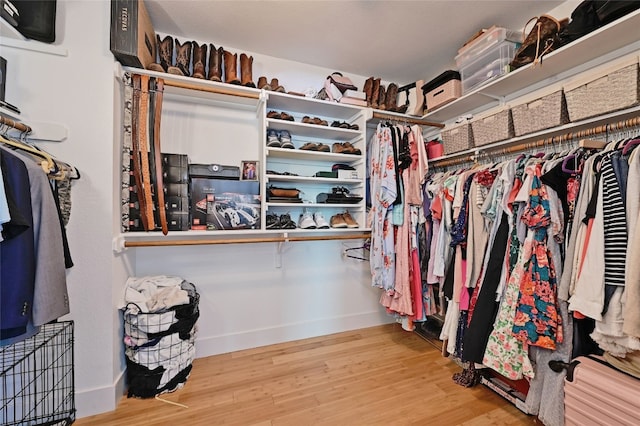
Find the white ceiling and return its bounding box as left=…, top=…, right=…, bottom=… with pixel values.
left=145, top=0, right=565, bottom=85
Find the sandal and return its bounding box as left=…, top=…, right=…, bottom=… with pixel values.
left=342, top=142, right=361, bottom=155
left=316, top=143, right=330, bottom=152
left=267, top=110, right=281, bottom=119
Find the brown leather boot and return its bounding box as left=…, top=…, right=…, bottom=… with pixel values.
left=192, top=41, right=207, bottom=79
left=147, top=34, right=166, bottom=72
left=174, top=39, right=192, bottom=76
left=385, top=83, right=398, bottom=112
left=150, top=35, right=174, bottom=73
left=207, top=44, right=223, bottom=81
left=270, top=78, right=285, bottom=92
left=223, top=50, right=240, bottom=84
left=370, top=78, right=380, bottom=109
left=240, top=53, right=255, bottom=87
left=378, top=85, right=387, bottom=110
left=256, top=76, right=271, bottom=90
left=363, top=77, right=374, bottom=107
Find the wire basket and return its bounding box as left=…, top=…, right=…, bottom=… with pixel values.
left=122, top=281, right=199, bottom=398
left=1, top=321, right=75, bottom=426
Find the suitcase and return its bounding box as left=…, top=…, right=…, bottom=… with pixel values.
left=564, top=356, right=640, bottom=425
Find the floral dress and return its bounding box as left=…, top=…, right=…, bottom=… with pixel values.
left=369, top=125, right=398, bottom=291
left=512, top=164, right=563, bottom=350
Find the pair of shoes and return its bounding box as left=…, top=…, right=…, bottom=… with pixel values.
left=266, top=129, right=294, bottom=149
left=257, top=76, right=285, bottom=92
left=267, top=110, right=295, bottom=121
left=330, top=211, right=358, bottom=228
left=267, top=213, right=297, bottom=229
left=301, top=116, right=328, bottom=126
left=332, top=142, right=361, bottom=155
left=299, top=142, right=330, bottom=152
left=331, top=121, right=359, bottom=130
left=298, top=209, right=330, bottom=229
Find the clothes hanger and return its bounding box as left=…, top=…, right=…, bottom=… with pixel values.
left=621, top=137, right=640, bottom=156
left=0, top=133, right=55, bottom=174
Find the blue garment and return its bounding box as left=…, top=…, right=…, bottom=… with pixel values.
left=0, top=150, right=36, bottom=340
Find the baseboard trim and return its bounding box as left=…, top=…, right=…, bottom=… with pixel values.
left=195, top=310, right=393, bottom=358
left=75, top=369, right=126, bottom=418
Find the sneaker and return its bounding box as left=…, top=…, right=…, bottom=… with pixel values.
left=279, top=213, right=297, bottom=229
left=298, top=209, right=316, bottom=229
left=342, top=211, right=359, bottom=228
left=267, top=129, right=281, bottom=147
left=313, top=212, right=330, bottom=229
left=266, top=213, right=280, bottom=229
left=279, top=130, right=294, bottom=149
left=330, top=213, right=348, bottom=228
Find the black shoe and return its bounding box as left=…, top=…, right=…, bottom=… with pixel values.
left=266, top=213, right=280, bottom=229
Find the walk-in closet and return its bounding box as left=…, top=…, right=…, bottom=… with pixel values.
left=2, top=1, right=640, bottom=425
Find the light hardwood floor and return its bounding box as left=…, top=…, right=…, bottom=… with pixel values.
left=76, top=324, right=537, bottom=425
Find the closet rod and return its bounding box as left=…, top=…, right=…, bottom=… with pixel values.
left=123, top=232, right=371, bottom=248
left=432, top=115, right=640, bottom=168
left=162, top=79, right=261, bottom=100
left=0, top=115, right=32, bottom=134
left=371, top=111, right=444, bottom=128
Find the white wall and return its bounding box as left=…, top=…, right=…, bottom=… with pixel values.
left=1, top=0, right=390, bottom=418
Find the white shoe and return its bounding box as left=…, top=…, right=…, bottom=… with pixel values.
left=313, top=212, right=330, bottom=229
left=298, top=210, right=316, bottom=229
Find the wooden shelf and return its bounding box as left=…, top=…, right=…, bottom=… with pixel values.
left=423, top=8, right=640, bottom=123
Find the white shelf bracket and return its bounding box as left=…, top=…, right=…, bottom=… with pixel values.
left=257, top=90, right=268, bottom=118
left=112, top=235, right=126, bottom=253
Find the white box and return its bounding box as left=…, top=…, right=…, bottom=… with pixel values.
left=338, top=169, right=359, bottom=179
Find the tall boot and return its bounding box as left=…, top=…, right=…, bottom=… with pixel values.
left=147, top=34, right=166, bottom=72
left=370, top=78, right=381, bottom=109
left=240, top=53, right=255, bottom=88
left=385, top=83, right=398, bottom=112
left=174, top=39, right=192, bottom=77
left=223, top=50, right=240, bottom=84
left=154, top=35, right=176, bottom=73
left=363, top=77, right=374, bottom=107
left=192, top=41, right=207, bottom=79
left=378, top=85, right=387, bottom=110
left=207, top=44, right=223, bottom=82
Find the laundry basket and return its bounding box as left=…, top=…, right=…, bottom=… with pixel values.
left=122, top=279, right=199, bottom=398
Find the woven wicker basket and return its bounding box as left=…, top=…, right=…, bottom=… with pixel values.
left=511, top=90, right=569, bottom=136
left=441, top=122, right=474, bottom=154
left=471, top=107, right=514, bottom=146
left=565, top=59, right=640, bottom=122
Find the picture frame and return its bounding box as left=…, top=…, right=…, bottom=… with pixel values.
left=241, top=160, right=258, bottom=181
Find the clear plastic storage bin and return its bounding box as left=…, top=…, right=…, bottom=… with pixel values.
left=459, top=40, right=519, bottom=94
left=456, top=26, right=522, bottom=68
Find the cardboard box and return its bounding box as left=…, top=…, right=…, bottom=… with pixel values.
left=338, top=169, right=359, bottom=179
left=110, top=0, right=156, bottom=69
left=190, top=178, right=260, bottom=230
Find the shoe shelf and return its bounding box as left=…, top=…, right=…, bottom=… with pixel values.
left=266, top=174, right=362, bottom=185
left=266, top=119, right=361, bottom=141
left=266, top=147, right=363, bottom=162
left=422, top=8, right=640, bottom=123
left=266, top=202, right=362, bottom=209
left=120, top=66, right=265, bottom=111
left=267, top=91, right=366, bottom=122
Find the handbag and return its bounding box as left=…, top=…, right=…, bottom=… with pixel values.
left=557, top=1, right=640, bottom=46
left=510, top=15, right=568, bottom=69
left=327, top=72, right=357, bottom=94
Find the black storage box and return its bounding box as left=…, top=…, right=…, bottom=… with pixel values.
left=110, top=0, right=156, bottom=69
